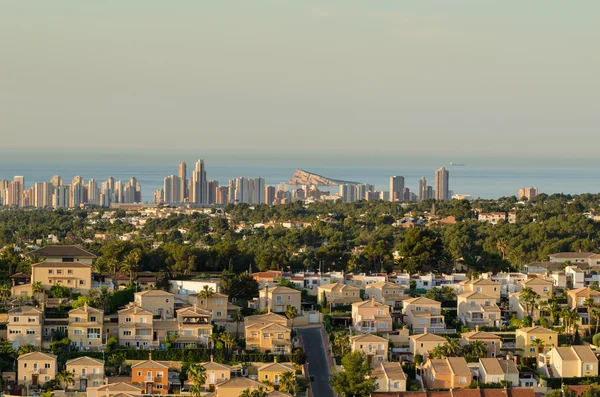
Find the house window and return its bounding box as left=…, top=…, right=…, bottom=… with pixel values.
left=394, top=382, right=399, bottom=388
left=278, top=333, right=284, bottom=339
left=420, top=343, right=424, bottom=348
left=264, top=333, right=270, bottom=339
left=74, top=330, right=83, bottom=335
left=24, top=363, right=27, bottom=368
left=530, top=347, right=536, bottom=353
left=377, top=357, right=384, bottom=361
left=166, top=299, right=170, bottom=303
left=12, top=317, right=18, bottom=322
left=68, top=270, right=73, bottom=274
left=45, top=376, right=50, bottom=381
left=586, top=364, right=593, bottom=371
left=138, top=372, right=142, bottom=376
left=124, top=331, right=132, bottom=336
left=530, top=336, right=536, bottom=341
left=45, top=363, right=51, bottom=369
left=216, top=311, right=222, bottom=317
left=126, top=317, right=132, bottom=322
left=79, top=280, right=85, bottom=285
left=459, top=377, right=467, bottom=384
left=157, top=372, right=164, bottom=377
left=216, top=299, right=223, bottom=305
left=57, top=270, right=63, bottom=274
left=549, top=336, right=552, bottom=340
left=265, top=375, right=269, bottom=380
left=90, top=316, right=96, bottom=322
left=156, top=385, right=163, bottom=389
left=48, top=270, right=53, bottom=274
left=491, top=341, right=495, bottom=345
left=26, top=330, right=36, bottom=334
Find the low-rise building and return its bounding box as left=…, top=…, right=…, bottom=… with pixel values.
left=461, top=278, right=501, bottom=301
left=479, top=358, right=519, bottom=386
left=66, top=356, right=105, bottom=390
left=31, top=261, right=93, bottom=294
left=402, top=297, right=445, bottom=332
left=349, top=334, right=389, bottom=365
left=461, top=328, right=502, bottom=358
left=244, top=312, right=289, bottom=328
left=189, top=292, right=231, bottom=322
left=17, top=352, right=57, bottom=388
left=457, top=292, right=501, bottom=328
left=8, top=305, right=43, bottom=349
left=245, top=322, right=292, bottom=354
left=249, top=286, right=301, bottom=313
left=365, top=281, right=406, bottom=310
left=567, top=287, right=600, bottom=328
left=117, top=305, right=155, bottom=349
left=539, top=345, right=599, bottom=378
left=258, top=361, right=295, bottom=389
left=131, top=354, right=170, bottom=394
left=316, top=282, right=362, bottom=306
left=172, top=305, right=212, bottom=347
left=519, top=277, right=554, bottom=297
left=134, top=290, right=175, bottom=319
left=423, top=357, right=472, bottom=389
left=409, top=333, right=447, bottom=358
left=202, top=360, right=232, bottom=390
left=211, top=377, right=266, bottom=397
left=478, top=212, right=507, bottom=225
left=515, top=326, right=558, bottom=358
left=68, top=304, right=104, bottom=349
left=371, top=362, right=406, bottom=392
left=352, top=298, right=393, bottom=333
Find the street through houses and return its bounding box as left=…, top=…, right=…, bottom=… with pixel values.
left=298, top=327, right=335, bottom=397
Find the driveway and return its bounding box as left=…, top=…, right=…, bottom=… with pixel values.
left=298, top=327, right=335, bottom=397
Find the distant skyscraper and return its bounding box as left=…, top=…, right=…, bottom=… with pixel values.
left=164, top=175, right=181, bottom=203
left=435, top=167, right=449, bottom=201
left=190, top=160, right=207, bottom=204
left=518, top=187, right=538, bottom=200
left=265, top=186, right=276, bottom=205
left=207, top=180, right=219, bottom=204
left=50, top=175, right=62, bottom=188
left=419, top=177, right=427, bottom=201
left=88, top=179, right=99, bottom=206
left=355, top=184, right=374, bottom=201
left=339, top=184, right=356, bottom=203
left=389, top=176, right=404, bottom=202
left=277, top=182, right=288, bottom=192
left=216, top=186, right=229, bottom=204
left=179, top=161, right=187, bottom=201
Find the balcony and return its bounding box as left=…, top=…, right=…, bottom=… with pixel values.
left=32, top=368, right=46, bottom=375
left=145, top=376, right=161, bottom=383
left=359, top=327, right=377, bottom=333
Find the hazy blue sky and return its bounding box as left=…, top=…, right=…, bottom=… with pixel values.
left=2, top=1, right=599, bottom=158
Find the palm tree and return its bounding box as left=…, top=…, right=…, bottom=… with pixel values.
left=123, top=249, right=141, bottom=285
left=231, top=309, right=244, bottom=338
left=530, top=338, right=545, bottom=355
left=17, top=344, right=35, bottom=355
left=496, top=238, right=509, bottom=260
left=0, top=283, right=11, bottom=309
left=199, top=286, right=214, bottom=310
left=32, top=281, right=44, bottom=302
left=520, top=287, right=540, bottom=318
left=333, top=331, right=350, bottom=356
left=593, top=306, right=600, bottom=335
left=56, top=369, right=74, bottom=391
left=285, top=306, right=299, bottom=329
left=187, top=363, right=207, bottom=397
left=466, top=340, right=488, bottom=359
left=279, top=371, right=296, bottom=394
left=584, top=297, right=596, bottom=330
left=547, top=301, right=560, bottom=325
left=220, top=332, right=235, bottom=353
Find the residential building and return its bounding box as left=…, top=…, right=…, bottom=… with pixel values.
left=371, top=362, right=406, bottom=392
left=567, top=287, right=600, bottom=328
left=30, top=261, right=92, bottom=294
left=189, top=292, right=230, bottom=322
left=461, top=328, right=502, bottom=358
left=245, top=322, right=292, bottom=354
left=66, top=356, right=105, bottom=390
left=211, top=377, right=265, bottom=397
left=134, top=290, right=175, bottom=319
left=519, top=277, right=554, bottom=297
left=244, top=312, right=289, bottom=328
left=249, top=286, right=301, bottom=313
left=131, top=354, right=170, bottom=394
left=461, top=278, right=501, bottom=301
left=477, top=212, right=507, bottom=225
left=258, top=361, right=295, bottom=389
left=28, top=245, right=97, bottom=264
left=423, top=357, right=472, bottom=389
left=435, top=167, right=449, bottom=201
left=539, top=345, right=598, bottom=378
left=317, top=282, right=362, bottom=306
left=202, top=359, right=232, bottom=390
left=402, top=297, right=445, bottom=332
left=518, top=187, right=538, bottom=200
left=172, top=305, right=212, bottom=347
left=68, top=303, right=104, bottom=349
left=117, top=305, right=155, bottom=349
left=251, top=271, right=282, bottom=288
left=352, top=298, right=393, bottom=333
left=478, top=358, right=519, bottom=386
left=548, top=252, right=595, bottom=264
left=457, top=292, right=501, bottom=328
left=8, top=305, right=43, bottom=348
left=515, top=326, right=558, bottom=358
left=409, top=333, right=447, bottom=357
left=365, top=281, right=406, bottom=310
left=17, top=352, right=57, bottom=387
left=89, top=382, right=142, bottom=397
left=349, top=334, right=389, bottom=365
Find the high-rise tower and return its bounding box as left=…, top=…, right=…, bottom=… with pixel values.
left=435, top=167, right=449, bottom=201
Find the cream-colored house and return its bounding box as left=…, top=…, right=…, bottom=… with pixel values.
left=31, top=261, right=92, bottom=294
left=365, top=281, right=406, bottom=309
left=258, top=361, right=295, bottom=389
left=8, top=305, right=43, bottom=348
left=349, top=334, right=389, bottom=365
left=134, top=290, right=175, bottom=319
left=519, top=277, right=554, bottom=297
left=245, top=322, right=292, bottom=354
left=202, top=360, right=232, bottom=389
left=461, top=328, right=502, bottom=358
left=539, top=345, right=598, bottom=378
left=457, top=292, right=501, bottom=328
left=479, top=358, right=519, bottom=386
left=86, top=382, right=142, bottom=397
left=567, top=287, right=600, bottom=329
left=17, top=351, right=57, bottom=387
left=29, top=245, right=96, bottom=264
left=244, top=312, right=289, bottom=328
left=423, top=357, right=472, bottom=389
left=117, top=305, right=155, bottom=349
left=189, top=292, right=230, bottom=322
left=249, top=286, right=301, bottom=313
left=212, top=377, right=266, bottom=397
left=409, top=333, right=447, bottom=358
left=317, top=282, right=362, bottom=306
left=66, top=356, right=105, bottom=390
left=516, top=326, right=558, bottom=357
left=69, top=304, right=104, bottom=349
left=461, top=278, right=501, bottom=301
left=172, top=305, right=212, bottom=347
left=371, top=362, right=406, bottom=392
left=352, top=298, right=393, bottom=333
left=402, top=297, right=445, bottom=331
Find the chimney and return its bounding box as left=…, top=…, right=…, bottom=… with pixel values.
left=274, top=356, right=277, bottom=363
left=210, top=355, right=214, bottom=362
left=424, top=327, right=428, bottom=334
left=149, top=352, right=152, bottom=361
left=476, top=325, right=479, bottom=332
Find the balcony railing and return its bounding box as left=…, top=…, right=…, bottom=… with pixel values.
left=359, top=327, right=377, bottom=333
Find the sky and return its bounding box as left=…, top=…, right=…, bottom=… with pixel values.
left=1, top=1, right=599, bottom=160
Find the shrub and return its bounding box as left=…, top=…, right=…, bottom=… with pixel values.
left=593, top=334, right=600, bottom=347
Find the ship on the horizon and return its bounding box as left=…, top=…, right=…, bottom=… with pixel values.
left=449, top=162, right=465, bottom=167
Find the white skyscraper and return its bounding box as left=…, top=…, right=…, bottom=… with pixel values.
left=164, top=175, right=181, bottom=203
left=435, top=167, right=450, bottom=201
left=389, top=176, right=404, bottom=202
left=190, top=159, right=207, bottom=204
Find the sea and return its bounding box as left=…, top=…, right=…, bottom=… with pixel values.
left=0, top=151, right=599, bottom=202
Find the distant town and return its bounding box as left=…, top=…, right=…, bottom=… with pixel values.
left=0, top=160, right=541, bottom=208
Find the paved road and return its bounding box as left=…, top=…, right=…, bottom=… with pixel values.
left=298, top=327, right=335, bottom=397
